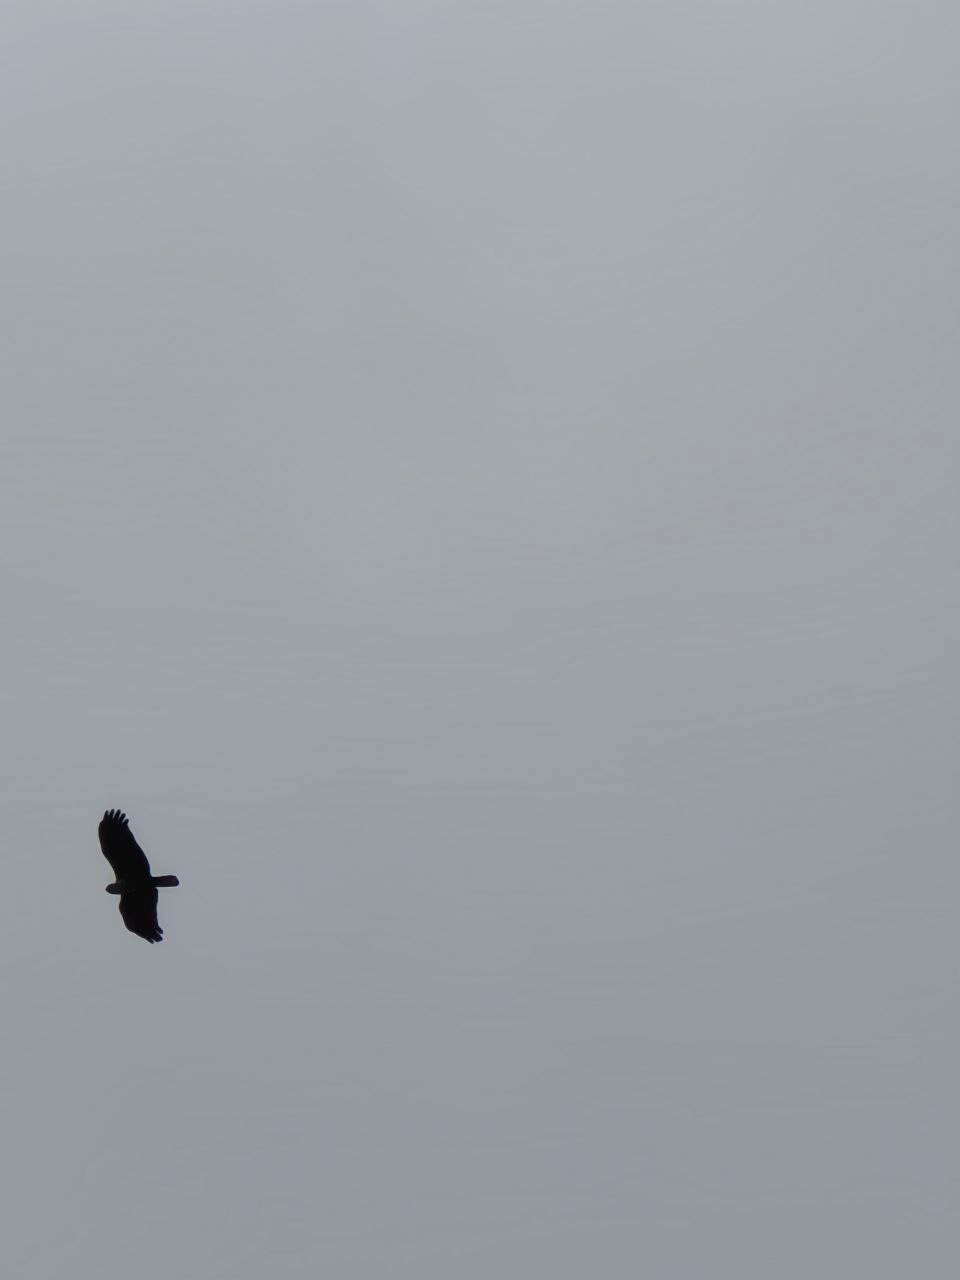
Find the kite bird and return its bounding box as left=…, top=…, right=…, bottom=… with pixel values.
left=99, top=809, right=180, bottom=943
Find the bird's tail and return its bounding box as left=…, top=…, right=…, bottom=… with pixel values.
left=152, top=875, right=180, bottom=888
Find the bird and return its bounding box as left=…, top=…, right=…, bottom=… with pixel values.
left=98, top=809, right=180, bottom=943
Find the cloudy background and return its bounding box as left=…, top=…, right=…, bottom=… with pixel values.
left=1, top=2, right=957, bottom=1276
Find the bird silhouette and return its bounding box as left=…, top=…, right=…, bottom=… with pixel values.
left=98, top=809, right=180, bottom=943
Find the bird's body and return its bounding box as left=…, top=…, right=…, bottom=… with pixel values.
left=98, top=809, right=179, bottom=943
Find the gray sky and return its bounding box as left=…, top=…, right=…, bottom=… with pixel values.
left=1, top=2, right=958, bottom=1276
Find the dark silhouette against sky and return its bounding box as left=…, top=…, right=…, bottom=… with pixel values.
left=99, top=809, right=180, bottom=943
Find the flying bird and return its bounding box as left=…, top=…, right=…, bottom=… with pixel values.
left=99, top=809, right=180, bottom=943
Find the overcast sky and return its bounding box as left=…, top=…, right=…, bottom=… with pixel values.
left=1, top=2, right=958, bottom=1276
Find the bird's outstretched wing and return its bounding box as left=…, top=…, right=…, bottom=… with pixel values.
left=98, top=809, right=151, bottom=880
left=119, top=888, right=163, bottom=943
